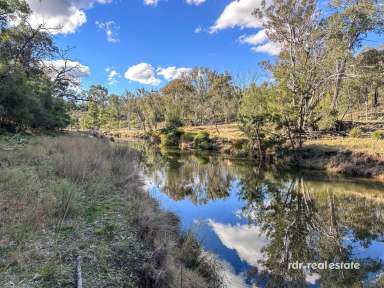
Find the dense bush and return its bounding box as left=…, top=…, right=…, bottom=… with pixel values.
left=180, top=132, right=194, bottom=142
left=193, top=131, right=214, bottom=150
left=160, top=132, right=179, bottom=147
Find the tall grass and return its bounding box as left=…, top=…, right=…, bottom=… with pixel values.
left=0, top=134, right=222, bottom=287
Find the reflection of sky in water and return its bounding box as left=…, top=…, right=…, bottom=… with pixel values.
left=148, top=180, right=321, bottom=287
left=144, top=169, right=384, bottom=288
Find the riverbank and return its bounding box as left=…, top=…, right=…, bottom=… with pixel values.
left=297, top=138, right=384, bottom=180
left=106, top=123, right=384, bottom=180
left=0, top=133, right=221, bottom=288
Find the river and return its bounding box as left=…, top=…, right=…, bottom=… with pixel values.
left=133, top=143, right=384, bottom=288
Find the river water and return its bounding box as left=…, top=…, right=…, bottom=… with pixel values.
left=135, top=143, right=384, bottom=288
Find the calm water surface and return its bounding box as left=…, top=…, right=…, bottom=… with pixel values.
left=134, top=143, right=384, bottom=288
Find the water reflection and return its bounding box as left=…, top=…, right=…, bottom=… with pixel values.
left=136, top=143, right=384, bottom=287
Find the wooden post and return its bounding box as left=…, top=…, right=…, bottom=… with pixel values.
left=76, top=256, right=83, bottom=288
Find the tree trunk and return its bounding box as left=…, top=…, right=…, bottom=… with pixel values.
left=331, top=59, right=347, bottom=112
left=373, top=85, right=379, bottom=107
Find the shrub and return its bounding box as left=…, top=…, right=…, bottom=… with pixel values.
left=160, top=132, right=179, bottom=147
left=193, top=131, right=209, bottom=146
left=349, top=127, right=363, bottom=138
left=372, top=130, right=384, bottom=140
left=174, top=128, right=185, bottom=137
left=180, top=132, right=194, bottom=142
left=164, top=114, right=183, bottom=131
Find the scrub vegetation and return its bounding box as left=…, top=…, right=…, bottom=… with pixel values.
left=0, top=134, right=222, bottom=288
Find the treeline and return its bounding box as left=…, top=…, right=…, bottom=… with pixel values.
left=1, top=0, right=383, bottom=158
left=0, top=0, right=81, bottom=131
left=73, top=68, right=241, bottom=131
left=76, top=0, right=383, bottom=156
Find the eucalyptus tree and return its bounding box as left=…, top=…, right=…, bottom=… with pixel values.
left=325, top=0, right=384, bottom=113
left=255, top=0, right=329, bottom=148
left=0, top=0, right=73, bottom=130
left=356, top=47, right=384, bottom=107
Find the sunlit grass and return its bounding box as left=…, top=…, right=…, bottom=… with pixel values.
left=183, top=123, right=246, bottom=140
left=305, top=137, right=384, bottom=155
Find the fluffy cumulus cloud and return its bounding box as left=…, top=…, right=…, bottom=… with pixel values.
left=210, top=0, right=266, bottom=33
left=239, top=29, right=267, bottom=45
left=25, top=0, right=112, bottom=34
left=106, top=67, right=120, bottom=85
left=124, top=63, right=161, bottom=86
left=186, top=0, right=207, bottom=6
left=43, top=59, right=90, bottom=83
left=157, top=66, right=192, bottom=81
left=211, top=0, right=279, bottom=56
left=239, top=29, right=281, bottom=55
left=251, top=41, right=280, bottom=55
left=96, top=21, right=119, bottom=43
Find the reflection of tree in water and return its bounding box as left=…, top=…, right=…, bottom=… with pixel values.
left=142, top=147, right=233, bottom=204
left=138, top=143, right=384, bottom=286
left=239, top=171, right=384, bottom=288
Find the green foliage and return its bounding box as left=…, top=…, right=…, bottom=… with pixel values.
left=165, top=112, right=183, bottom=131
left=0, top=64, right=70, bottom=129
left=372, top=130, right=384, bottom=140
left=0, top=3, right=71, bottom=131
left=180, top=132, right=194, bottom=142
left=349, top=127, right=363, bottom=138
left=238, top=84, right=284, bottom=156
left=193, top=131, right=214, bottom=150
left=160, top=132, right=180, bottom=147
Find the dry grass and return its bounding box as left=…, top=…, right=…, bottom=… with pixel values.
left=305, top=137, right=384, bottom=155
left=108, top=123, right=245, bottom=141
left=183, top=123, right=246, bottom=141
left=0, top=134, right=221, bottom=288
left=106, top=128, right=142, bottom=139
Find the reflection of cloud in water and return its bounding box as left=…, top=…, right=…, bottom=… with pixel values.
left=203, top=251, right=257, bottom=288
left=209, top=220, right=320, bottom=285
left=208, top=220, right=269, bottom=270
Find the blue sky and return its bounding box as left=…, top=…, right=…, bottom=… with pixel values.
left=26, top=0, right=383, bottom=94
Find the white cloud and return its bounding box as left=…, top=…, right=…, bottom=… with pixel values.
left=194, top=26, right=203, bottom=33
left=186, top=0, right=207, bottom=6
left=251, top=41, right=281, bottom=55
left=124, top=63, right=161, bottom=86
left=96, top=20, right=119, bottom=43
left=239, top=29, right=267, bottom=45
left=157, top=66, right=192, bottom=81
left=26, top=0, right=113, bottom=34
left=210, top=0, right=267, bottom=33
left=43, top=59, right=90, bottom=80
left=209, top=220, right=269, bottom=270
left=106, top=68, right=120, bottom=85
left=239, top=29, right=280, bottom=56
left=209, top=220, right=320, bottom=285
left=144, top=0, right=160, bottom=6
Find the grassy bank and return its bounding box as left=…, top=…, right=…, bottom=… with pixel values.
left=0, top=134, right=221, bottom=288
left=305, top=137, right=384, bottom=155
left=107, top=123, right=384, bottom=179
